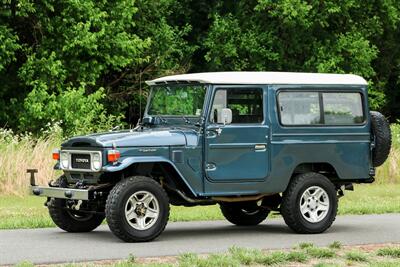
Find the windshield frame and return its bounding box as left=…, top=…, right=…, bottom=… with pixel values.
left=144, top=84, right=209, bottom=120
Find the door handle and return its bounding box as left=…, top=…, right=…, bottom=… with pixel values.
left=255, top=144, right=266, bottom=152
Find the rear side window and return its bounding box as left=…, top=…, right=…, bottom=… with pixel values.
left=278, top=91, right=364, bottom=126
left=278, top=92, right=321, bottom=125
left=323, top=93, right=364, bottom=124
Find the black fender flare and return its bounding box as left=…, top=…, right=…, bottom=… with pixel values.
left=102, top=156, right=197, bottom=195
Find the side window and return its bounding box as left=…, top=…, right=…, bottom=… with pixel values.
left=210, top=88, right=263, bottom=124
left=278, top=91, right=365, bottom=126
left=278, top=92, right=321, bottom=125
left=323, top=93, right=364, bottom=124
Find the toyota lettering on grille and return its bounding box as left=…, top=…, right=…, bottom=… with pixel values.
left=75, top=158, right=89, bottom=163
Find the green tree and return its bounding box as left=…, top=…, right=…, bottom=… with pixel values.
left=0, top=0, right=194, bottom=135
left=1, top=0, right=400, bottom=135
left=203, top=0, right=400, bottom=112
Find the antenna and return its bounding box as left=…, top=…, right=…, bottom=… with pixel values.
left=138, top=71, right=142, bottom=126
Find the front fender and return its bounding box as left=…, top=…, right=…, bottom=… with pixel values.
left=102, top=156, right=197, bottom=195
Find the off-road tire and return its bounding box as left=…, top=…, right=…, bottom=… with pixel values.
left=48, top=176, right=105, bottom=232
left=370, top=111, right=392, bottom=167
left=219, top=202, right=270, bottom=226
left=105, top=176, right=170, bottom=242
left=281, top=172, right=338, bottom=234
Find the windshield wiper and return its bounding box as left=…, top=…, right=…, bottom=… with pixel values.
left=194, top=116, right=205, bottom=127
left=155, top=116, right=168, bottom=124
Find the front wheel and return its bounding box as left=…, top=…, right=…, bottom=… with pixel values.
left=281, top=172, right=338, bottom=234
left=105, top=176, right=170, bottom=242
left=48, top=176, right=105, bottom=232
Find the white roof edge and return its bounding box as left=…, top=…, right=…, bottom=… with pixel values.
left=146, top=71, right=368, bottom=86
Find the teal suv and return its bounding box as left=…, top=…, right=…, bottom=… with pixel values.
left=29, top=72, right=391, bottom=242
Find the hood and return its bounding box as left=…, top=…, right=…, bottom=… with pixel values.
left=61, top=128, right=199, bottom=148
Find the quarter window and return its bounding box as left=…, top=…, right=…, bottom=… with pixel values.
left=210, top=88, right=263, bottom=124
left=323, top=93, right=364, bottom=124
left=278, top=91, right=364, bottom=126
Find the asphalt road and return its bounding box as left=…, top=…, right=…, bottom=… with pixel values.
left=1, top=214, right=400, bottom=265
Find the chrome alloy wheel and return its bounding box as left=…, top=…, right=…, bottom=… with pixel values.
left=299, top=186, right=330, bottom=223
left=125, top=191, right=160, bottom=230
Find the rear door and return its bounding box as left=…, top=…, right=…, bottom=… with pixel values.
left=205, top=86, right=270, bottom=182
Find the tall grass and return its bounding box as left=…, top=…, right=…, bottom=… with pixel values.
left=0, top=124, right=399, bottom=196
left=376, top=124, right=400, bottom=184
left=0, top=128, right=61, bottom=196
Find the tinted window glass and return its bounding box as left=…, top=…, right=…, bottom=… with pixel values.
left=148, top=85, right=206, bottom=116
left=323, top=92, right=364, bottom=124
left=278, top=92, right=321, bottom=125
left=210, top=88, right=263, bottom=124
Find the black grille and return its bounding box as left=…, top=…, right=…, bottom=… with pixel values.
left=71, top=154, right=91, bottom=169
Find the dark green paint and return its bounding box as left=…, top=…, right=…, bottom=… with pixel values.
left=59, top=83, right=372, bottom=197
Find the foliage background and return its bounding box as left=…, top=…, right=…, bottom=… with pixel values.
left=0, top=0, right=399, bottom=136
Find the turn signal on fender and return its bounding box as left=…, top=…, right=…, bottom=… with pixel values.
left=107, top=150, right=120, bottom=163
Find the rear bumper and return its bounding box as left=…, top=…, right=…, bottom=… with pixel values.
left=31, top=186, right=89, bottom=200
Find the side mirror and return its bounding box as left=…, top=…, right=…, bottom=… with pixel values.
left=217, top=108, right=232, bottom=125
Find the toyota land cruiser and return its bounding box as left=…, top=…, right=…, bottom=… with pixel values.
left=29, top=72, right=392, bottom=242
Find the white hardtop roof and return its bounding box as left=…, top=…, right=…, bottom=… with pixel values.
left=146, top=71, right=368, bottom=86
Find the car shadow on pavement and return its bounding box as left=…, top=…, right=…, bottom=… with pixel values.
left=49, top=222, right=356, bottom=243
left=162, top=224, right=292, bottom=240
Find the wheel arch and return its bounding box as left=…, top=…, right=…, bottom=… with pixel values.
left=103, top=156, right=197, bottom=197
left=291, top=162, right=339, bottom=181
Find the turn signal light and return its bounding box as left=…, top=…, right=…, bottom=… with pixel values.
left=107, top=150, right=120, bottom=163
left=52, top=149, right=60, bottom=160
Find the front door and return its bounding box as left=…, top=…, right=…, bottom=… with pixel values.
left=205, top=86, right=270, bottom=182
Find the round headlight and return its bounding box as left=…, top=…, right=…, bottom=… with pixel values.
left=60, top=152, right=69, bottom=169
left=92, top=153, right=101, bottom=170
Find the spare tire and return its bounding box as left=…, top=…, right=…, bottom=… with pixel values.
left=370, top=111, right=391, bottom=167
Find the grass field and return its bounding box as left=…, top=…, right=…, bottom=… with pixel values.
left=15, top=243, right=400, bottom=267
left=1, top=184, right=400, bottom=230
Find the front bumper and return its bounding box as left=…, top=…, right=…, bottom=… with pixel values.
left=28, top=168, right=90, bottom=200
left=31, top=186, right=90, bottom=200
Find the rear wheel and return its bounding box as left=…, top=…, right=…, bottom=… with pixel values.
left=281, top=172, right=338, bottom=234
left=48, top=176, right=105, bottom=232
left=106, top=176, right=170, bottom=242
left=219, top=201, right=270, bottom=226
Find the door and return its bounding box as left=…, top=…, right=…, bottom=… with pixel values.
left=205, top=86, right=270, bottom=182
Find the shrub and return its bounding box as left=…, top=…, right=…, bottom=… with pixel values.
left=20, top=84, right=123, bottom=137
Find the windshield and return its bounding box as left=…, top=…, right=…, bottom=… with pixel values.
left=147, top=85, right=207, bottom=116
